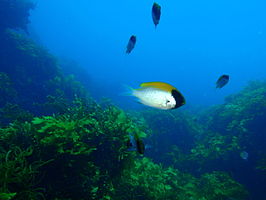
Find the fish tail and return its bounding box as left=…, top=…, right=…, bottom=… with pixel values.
left=120, top=84, right=134, bottom=96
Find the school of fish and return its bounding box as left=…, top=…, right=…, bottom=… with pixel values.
left=124, top=2, right=230, bottom=154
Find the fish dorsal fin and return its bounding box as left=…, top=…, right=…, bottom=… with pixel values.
left=140, top=82, right=176, bottom=92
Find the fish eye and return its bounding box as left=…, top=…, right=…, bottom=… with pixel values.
left=166, top=100, right=170, bottom=104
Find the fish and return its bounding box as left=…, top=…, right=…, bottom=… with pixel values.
left=240, top=151, right=249, bottom=160
left=126, top=35, right=137, bottom=54
left=135, top=137, right=145, bottom=155
left=127, top=134, right=145, bottom=155
left=131, top=82, right=185, bottom=110
left=216, top=75, right=229, bottom=88
left=152, top=3, right=161, bottom=28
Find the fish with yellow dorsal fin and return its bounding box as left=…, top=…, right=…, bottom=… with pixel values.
left=131, top=82, right=185, bottom=110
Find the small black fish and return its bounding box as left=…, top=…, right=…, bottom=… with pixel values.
left=152, top=3, right=161, bottom=28
left=135, top=137, right=145, bottom=155
left=126, top=35, right=137, bottom=54
left=127, top=134, right=146, bottom=155
left=216, top=75, right=229, bottom=88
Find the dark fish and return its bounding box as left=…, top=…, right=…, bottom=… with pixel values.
left=135, top=137, right=145, bottom=155
left=216, top=75, right=229, bottom=88
left=126, top=35, right=137, bottom=54
left=126, top=134, right=145, bottom=155
left=152, top=3, right=161, bottom=28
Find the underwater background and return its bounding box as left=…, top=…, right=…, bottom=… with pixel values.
left=0, top=0, right=266, bottom=199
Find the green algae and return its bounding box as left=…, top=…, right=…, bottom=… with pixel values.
left=114, top=158, right=247, bottom=200
left=0, top=99, right=149, bottom=199
left=0, top=1, right=263, bottom=198
left=0, top=96, right=250, bottom=200
left=0, top=192, right=16, bottom=200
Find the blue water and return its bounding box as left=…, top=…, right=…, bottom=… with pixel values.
left=29, top=0, right=266, bottom=108
left=1, top=1, right=266, bottom=199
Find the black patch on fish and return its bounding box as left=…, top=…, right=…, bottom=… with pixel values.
left=130, top=35, right=136, bottom=43
left=171, top=89, right=185, bottom=109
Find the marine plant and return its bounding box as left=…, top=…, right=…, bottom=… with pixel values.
left=164, top=131, right=240, bottom=174
left=0, top=98, right=150, bottom=200
left=0, top=146, right=47, bottom=200
left=201, top=80, right=266, bottom=164
left=0, top=29, right=91, bottom=119
left=205, top=80, right=266, bottom=137
left=113, top=158, right=247, bottom=200
left=195, top=80, right=266, bottom=197
left=188, top=133, right=240, bottom=165
left=114, top=158, right=199, bottom=200
left=200, top=171, right=248, bottom=200
left=139, top=109, right=201, bottom=160
left=0, top=103, right=33, bottom=126
left=0, top=0, right=260, bottom=198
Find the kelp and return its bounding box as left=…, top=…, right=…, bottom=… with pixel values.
left=188, top=133, right=240, bottom=165
left=0, top=1, right=260, bottom=198
left=113, top=158, right=247, bottom=200
left=0, top=99, right=149, bottom=199
left=205, top=80, right=266, bottom=136
left=0, top=146, right=48, bottom=200
left=200, top=171, right=248, bottom=199
left=0, top=192, right=16, bottom=200
left=131, top=81, right=266, bottom=199
left=139, top=108, right=241, bottom=171
left=0, top=104, right=33, bottom=126
left=139, top=109, right=201, bottom=157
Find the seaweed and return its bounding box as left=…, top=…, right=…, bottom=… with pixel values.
left=0, top=99, right=150, bottom=199
left=113, top=158, right=247, bottom=200
left=0, top=146, right=47, bottom=200
left=0, top=29, right=91, bottom=119
left=200, top=171, right=248, bottom=200
left=0, top=1, right=262, bottom=198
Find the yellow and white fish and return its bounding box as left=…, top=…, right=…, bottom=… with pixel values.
left=131, top=82, right=185, bottom=110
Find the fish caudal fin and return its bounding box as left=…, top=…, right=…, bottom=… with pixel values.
left=119, top=84, right=134, bottom=96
